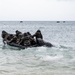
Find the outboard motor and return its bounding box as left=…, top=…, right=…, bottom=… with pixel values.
left=44, top=42, right=53, bottom=47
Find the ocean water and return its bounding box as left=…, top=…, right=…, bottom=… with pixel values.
left=0, top=21, right=75, bottom=75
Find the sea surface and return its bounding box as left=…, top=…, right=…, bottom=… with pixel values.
left=0, top=21, right=75, bottom=75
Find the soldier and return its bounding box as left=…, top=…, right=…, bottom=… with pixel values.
left=33, top=30, right=44, bottom=46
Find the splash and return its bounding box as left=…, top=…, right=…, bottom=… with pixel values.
left=40, top=55, right=63, bottom=61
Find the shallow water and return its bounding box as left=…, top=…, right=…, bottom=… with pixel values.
left=0, top=21, right=75, bottom=75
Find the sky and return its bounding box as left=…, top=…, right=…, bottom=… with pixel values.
left=0, top=0, right=75, bottom=21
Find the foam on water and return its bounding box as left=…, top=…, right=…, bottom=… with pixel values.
left=40, top=55, right=63, bottom=61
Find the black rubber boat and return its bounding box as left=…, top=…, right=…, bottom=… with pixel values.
left=7, top=42, right=26, bottom=49
left=6, top=40, right=53, bottom=49
left=44, top=42, right=53, bottom=47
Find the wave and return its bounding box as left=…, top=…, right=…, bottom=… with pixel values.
left=40, top=55, right=63, bottom=61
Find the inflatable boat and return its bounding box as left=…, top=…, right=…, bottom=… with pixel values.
left=6, top=40, right=53, bottom=49
left=7, top=42, right=26, bottom=49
